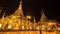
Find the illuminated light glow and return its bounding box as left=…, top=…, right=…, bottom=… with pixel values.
left=57, top=28, right=60, bottom=30
left=26, top=27, right=29, bottom=30
left=0, top=23, right=2, bottom=28
left=22, top=26, right=24, bottom=30
left=48, top=22, right=56, bottom=26
left=47, top=20, right=56, bottom=25
left=41, top=25, right=45, bottom=30
left=30, top=26, right=32, bottom=30
left=42, top=25, right=45, bottom=28
left=26, top=16, right=31, bottom=19
left=48, top=28, right=51, bottom=30
left=7, top=24, right=12, bottom=29
left=49, top=23, right=52, bottom=25
left=13, top=16, right=16, bottom=19
left=37, top=27, right=40, bottom=30
left=9, top=20, right=12, bottom=23
left=48, top=22, right=53, bottom=25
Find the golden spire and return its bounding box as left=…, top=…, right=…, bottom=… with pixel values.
left=12, top=0, right=25, bottom=18
left=15, top=1, right=23, bottom=14
left=40, top=9, right=48, bottom=21
left=33, top=16, right=36, bottom=23
left=1, top=13, right=5, bottom=20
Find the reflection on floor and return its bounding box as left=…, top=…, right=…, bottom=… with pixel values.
left=0, top=31, right=59, bottom=34
left=0, top=31, right=40, bottom=34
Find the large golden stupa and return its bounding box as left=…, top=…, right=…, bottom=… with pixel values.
left=0, top=1, right=58, bottom=31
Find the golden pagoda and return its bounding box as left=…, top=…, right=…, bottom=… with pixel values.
left=0, top=1, right=33, bottom=30
left=40, top=9, right=48, bottom=22
left=0, top=0, right=57, bottom=31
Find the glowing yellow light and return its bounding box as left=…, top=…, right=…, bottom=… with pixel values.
left=13, top=16, right=16, bottom=19
left=30, top=26, right=32, bottom=30
left=37, top=27, right=40, bottom=30
left=42, top=25, right=45, bottom=28
left=26, top=26, right=29, bottom=30
left=48, top=28, right=51, bottom=30
left=57, top=28, right=60, bottom=30
left=0, top=23, right=2, bottom=28
left=41, top=25, right=45, bottom=30
left=9, top=20, right=12, bottom=23
left=49, top=23, right=52, bottom=25
left=48, top=23, right=56, bottom=25
left=47, top=20, right=56, bottom=25
left=7, top=24, right=12, bottom=29
left=22, top=26, right=24, bottom=30
left=26, top=15, right=31, bottom=19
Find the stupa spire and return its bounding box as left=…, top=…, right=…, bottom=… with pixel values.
left=33, top=16, right=36, bottom=23
left=40, top=9, right=48, bottom=21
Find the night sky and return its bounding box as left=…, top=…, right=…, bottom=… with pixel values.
left=0, top=0, right=20, bottom=18
left=22, top=0, right=60, bottom=22
left=0, top=0, right=60, bottom=22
